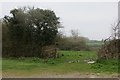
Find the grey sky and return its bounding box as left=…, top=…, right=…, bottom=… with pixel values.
left=1, top=2, right=118, bottom=40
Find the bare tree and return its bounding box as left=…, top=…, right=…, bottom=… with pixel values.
left=98, top=21, right=120, bottom=59
left=71, top=29, right=79, bottom=39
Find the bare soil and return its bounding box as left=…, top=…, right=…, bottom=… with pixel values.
left=2, top=72, right=118, bottom=78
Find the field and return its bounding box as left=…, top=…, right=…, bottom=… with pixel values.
left=2, top=51, right=118, bottom=78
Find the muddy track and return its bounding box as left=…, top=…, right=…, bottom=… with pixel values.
left=2, top=72, right=118, bottom=78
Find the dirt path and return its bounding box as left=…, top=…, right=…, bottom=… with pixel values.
left=2, top=72, right=118, bottom=78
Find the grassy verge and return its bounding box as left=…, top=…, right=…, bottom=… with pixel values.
left=2, top=51, right=118, bottom=77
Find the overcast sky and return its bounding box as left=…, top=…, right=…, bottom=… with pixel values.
left=1, top=2, right=118, bottom=40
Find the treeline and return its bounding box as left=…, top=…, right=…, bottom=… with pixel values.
left=57, top=30, right=90, bottom=51
left=2, top=7, right=93, bottom=58
left=2, top=7, right=60, bottom=58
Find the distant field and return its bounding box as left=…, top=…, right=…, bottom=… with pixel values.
left=86, top=40, right=103, bottom=50
left=2, top=51, right=118, bottom=78
left=87, top=40, right=103, bottom=46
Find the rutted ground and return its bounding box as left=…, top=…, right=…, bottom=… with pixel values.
left=2, top=71, right=118, bottom=78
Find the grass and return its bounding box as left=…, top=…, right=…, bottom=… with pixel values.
left=2, top=51, right=118, bottom=77
left=91, top=59, right=118, bottom=73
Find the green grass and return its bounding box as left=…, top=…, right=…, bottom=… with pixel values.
left=91, top=59, right=118, bottom=73
left=2, top=51, right=118, bottom=77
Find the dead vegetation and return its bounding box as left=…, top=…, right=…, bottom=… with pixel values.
left=98, top=21, right=120, bottom=59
